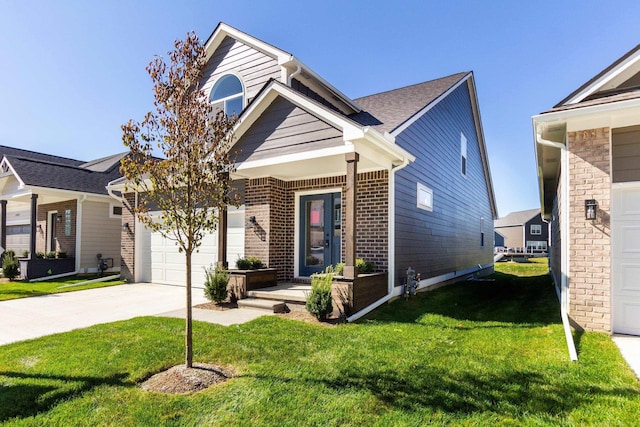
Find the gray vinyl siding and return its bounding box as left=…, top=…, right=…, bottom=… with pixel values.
left=394, top=81, right=494, bottom=284
left=202, top=36, right=281, bottom=104
left=80, top=201, right=121, bottom=273
left=234, top=96, right=343, bottom=163
left=524, top=215, right=548, bottom=246
left=612, top=126, right=640, bottom=183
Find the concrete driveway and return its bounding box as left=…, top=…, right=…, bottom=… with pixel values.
left=0, top=283, right=267, bottom=345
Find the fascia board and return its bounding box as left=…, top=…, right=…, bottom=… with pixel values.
left=235, top=145, right=354, bottom=172
left=25, top=186, right=111, bottom=202
left=203, top=23, right=291, bottom=65
left=534, top=97, right=640, bottom=124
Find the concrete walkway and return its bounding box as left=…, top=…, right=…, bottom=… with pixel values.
left=613, top=334, right=640, bottom=380
left=0, top=283, right=268, bottom=345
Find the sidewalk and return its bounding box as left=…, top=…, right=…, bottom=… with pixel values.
left=612, top=334, right=640, bottom=380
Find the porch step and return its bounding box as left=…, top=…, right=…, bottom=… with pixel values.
left=237, top=298, right=286, bottom=313
left=247, top=285, right=309, bottom=303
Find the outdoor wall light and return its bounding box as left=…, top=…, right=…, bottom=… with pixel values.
left=122, top=222, right=131, bottom=233
left=585, top=199, right=597, bottom=221
left=248, top=216, right=257, bottom=228
left=37, top=224, right=43, bottom=233
left=56, top=213, right=62, bottom=222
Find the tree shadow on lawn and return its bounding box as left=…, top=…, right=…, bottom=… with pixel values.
left=0, top=370, right=130, bottom=421
left=365, top=272, right=561, bottom=327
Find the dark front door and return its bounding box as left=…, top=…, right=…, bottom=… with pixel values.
left=49, top=212, right=57, bottom=253
left=299, top=193, right=341, bottom=276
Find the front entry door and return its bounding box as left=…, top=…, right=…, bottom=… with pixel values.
left=299, top=193, right=341, bottom=276
left=612, top=184, right=640, bottom=335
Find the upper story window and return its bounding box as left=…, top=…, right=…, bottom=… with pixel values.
left=460, top=132, right=467, bottom=177
left=210, top=74, right=244, bottom=116
left=417, top=182, right=433, bottom=212
left=530, top=224, right=542, bottom=235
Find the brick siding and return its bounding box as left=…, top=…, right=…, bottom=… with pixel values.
left=36, top=200, right=77, bottom=257
left=120, top=193, right=136, bottom=282
left=567, top=127, right=611, bottom=332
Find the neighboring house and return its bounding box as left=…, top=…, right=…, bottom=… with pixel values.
left=110, top=23, right=497, bottom=313
left=0, top=146, right=125, bottom=277
left=533, top=43, right=640, bottom=340
left=493, top=208, right=548, bottom=252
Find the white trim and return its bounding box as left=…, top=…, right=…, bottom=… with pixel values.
left=416, top=182, right=433, bottom=212
left=533, top=97, right=640, bottom=124
left=390, top=73, right=470, bottom=137
left=564, top=49, right=640, bottom=105
left=236, top=146, right=354, bottom=172
left=208, top=72, right=246, bottom=114
left=109, top=202, right=122, bottom=219
left=46, top=210, right=58, bottom=253
left=460, top=132, right=468, bottom=178
left=293, top=187, right=342, bottom=278
left=0, top=157, right=25, bottom=188
left=76, top=195, right=86, bottom=272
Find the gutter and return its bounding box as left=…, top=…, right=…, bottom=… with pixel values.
left=536, top=128, right=578, bottom=361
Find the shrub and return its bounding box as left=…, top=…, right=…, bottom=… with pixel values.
left=21, top=250, right=29, bottom=258
left=356, top=258, right=376, bottom=273
left=203, top=265, right=229, bottom=304
left=235, top=256, right=264, bottom=270
left=2, top=252, right=20, bottom=281
left=334, top=262, right=345, bottom=276
left=306, top=265, right=334, bottom=321
left=5, top=249, right=16, bottom=258
left=35, top=252, right=45, bottom=259
left=46, top=251, right=56, bottom=259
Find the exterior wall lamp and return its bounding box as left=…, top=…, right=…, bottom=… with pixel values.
left=248, top=215, right=257, bottom=228
left=122, top=222, right=131, bottom=233
left=37, top=224, right=43, bottom=233
left=585, top=199, right=597, bottom=221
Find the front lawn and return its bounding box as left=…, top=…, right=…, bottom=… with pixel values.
left=0, top=263, right=638, bottom=425
left=0, top=275, right=125, bottom=301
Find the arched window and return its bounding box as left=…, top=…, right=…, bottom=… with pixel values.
left=210, top=74, right=244, bottom=116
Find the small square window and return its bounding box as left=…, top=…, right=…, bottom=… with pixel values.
left=530, top=224, right=542, bottom=235
left=110, top=204, right=123, bottom=218
left=417, top=183, right=433, bottom=211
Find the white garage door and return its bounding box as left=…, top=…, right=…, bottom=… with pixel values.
left=612, top=184, right=640, bottom=335
left=137, top=206, right=245, bottom=288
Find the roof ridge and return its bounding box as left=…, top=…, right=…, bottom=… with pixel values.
left=0, top=145, right=84, bottom=164
left=355, top=71, right=469, bottom=101
left=5, top=155, right=97, bottom=172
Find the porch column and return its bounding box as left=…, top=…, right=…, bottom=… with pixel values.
left=1, top=200, right=6, bottom=254
left=344, top=152, right=359, bottom=279
left=30, top=194, right=37, bottom=259
left=217, top=207, right=228, bottom=268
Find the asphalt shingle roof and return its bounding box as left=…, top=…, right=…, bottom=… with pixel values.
left=494, top=208, right=541, bottom=228
left=350, top=72, right=469, bottom=134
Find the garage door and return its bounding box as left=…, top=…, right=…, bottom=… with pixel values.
left=138, top=206, right=245, bottom=287
left=612, top=185, right=640, bottom=335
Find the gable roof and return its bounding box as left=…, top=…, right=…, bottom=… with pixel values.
left=494, top=208, right=541, bottom=228
left=351, top=72, right=469, bottom=134
left=0, top=146, right=125, bottom=196
left=546, top=44, right=640, bottom=113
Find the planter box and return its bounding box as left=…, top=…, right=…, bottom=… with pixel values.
left=19, top=258, right=76, bottom=280
left=331, top=272, right=388, bottom=318
left=228, top=268, right=277, bottom=299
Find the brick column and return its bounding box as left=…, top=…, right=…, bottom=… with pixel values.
left=567, top=127, right=611, bottom=332
left=344, top=152, right=359, bottom=279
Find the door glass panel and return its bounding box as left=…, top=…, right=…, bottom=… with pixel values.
left=305, top=199, right=325, bottom=267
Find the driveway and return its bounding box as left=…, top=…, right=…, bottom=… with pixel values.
left=0, top=283, right=267, bottom=345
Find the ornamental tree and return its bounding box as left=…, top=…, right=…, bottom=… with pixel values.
left=120, top=32, right=238, bottom=368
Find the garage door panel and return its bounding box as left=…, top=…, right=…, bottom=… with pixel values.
left=614, top=262, right=640, bottom=292
left=614, top=300, right=640, bottom=336
left=620, top=226, right=640, bottom=253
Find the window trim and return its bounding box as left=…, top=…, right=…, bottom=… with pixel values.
left=109, top=203, right=123, bottom=219
left=417, top=182, right=433, bottom=212
left=530, top=224, right=542, bottom=235
left=209, top=73, right=245, bottom=116
left=460, top=132, right=468, bottom=178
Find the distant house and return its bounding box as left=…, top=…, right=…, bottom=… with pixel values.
left=494, top=208, right=548, bottom=252
left=109, top=23, right=497, bottom=317
left=0, top=146, right=124, bottom=278
left=533, top=43, right=640, bottom=338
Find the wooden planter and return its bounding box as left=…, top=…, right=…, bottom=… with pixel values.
left=331, top=272, right=388, bottom=318
left=19, top=258, right=76, bottom=280
left=228, top=268, right=277, bottom=299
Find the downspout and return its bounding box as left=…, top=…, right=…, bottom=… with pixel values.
left=536, top=129, right=578, bottom=361
left=287, top=64, right=302, bottom=86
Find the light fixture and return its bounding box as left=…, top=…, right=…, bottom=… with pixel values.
left=122, top=222, right=131, bottom=233
left=56, top=213, right=62, bottom=222
left=248, top=216, right=257, bottom=228
left=37, top=224, right=43, bottom=232
left=585, top=199, right=597, bottom=221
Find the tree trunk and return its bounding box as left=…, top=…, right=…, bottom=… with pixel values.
left=185, top=250, right=193, bottom=368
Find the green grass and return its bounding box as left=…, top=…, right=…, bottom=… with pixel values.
left=0, top=262, right=638, bottom=425
left=494, top=256, right=550, bottom=276
left=0, top=275, right=125, bottom=301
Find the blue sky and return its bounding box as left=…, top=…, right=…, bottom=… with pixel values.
left=0, top=0, right=638, bottom=217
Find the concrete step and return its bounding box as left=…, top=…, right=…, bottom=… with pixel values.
left=247, top=289, right=307, bottom=303
left=237, top=298, right=287, bottom=313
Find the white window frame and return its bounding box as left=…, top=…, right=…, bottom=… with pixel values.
left=460, top=132, right=468, bottom=178
left=417, top=183, right=433, bottom=212
left=109, top=203, right=123, bottom=219
left=209, top=73, right=245, bottom=116
left=530, top=224, right=542, bottom=235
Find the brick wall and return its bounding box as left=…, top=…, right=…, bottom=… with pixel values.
left=567, top=127, right=611, bottom=332
left=244, top=171, right=389, bottom=281
left=36, top=200, right=77, bottom=257
left=120, top=193, right=136, bottom=282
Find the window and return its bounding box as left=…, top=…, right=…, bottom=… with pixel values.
left=460, top=132, right=467, bottom=177
left=526, top=241, right=547, bottom=251
left=530, top=224, right=542, bottom=235
left=480, top=217, right=485, bottom=247
left=417, top=183, right=433, bottom=211
left=109, top=204, right=122, bottom=219
left=6, top=225, right=30, bottom=235
left=210, top=74, right=244, bottom=116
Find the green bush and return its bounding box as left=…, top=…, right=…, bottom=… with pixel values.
left=5, top=249, right=16, bottom=258
left=46, top=251, right=56, bottom=259
left=334, top=262, right=345, bottom=276
left=21, top=250, right=29, bottom=258
left=235, top=256, right=264, bottom=270
left=2, top=252, right=20, bottom=281
left=35, top=252, right=45, bottom=259
left=203, top=265, right=229, bottom=304
left=306, top=265, right=334, bottom=321
left=356, top=258, right=376, bottom=273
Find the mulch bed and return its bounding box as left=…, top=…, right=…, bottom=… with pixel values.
left=139, top=363, right=234, bottom=394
